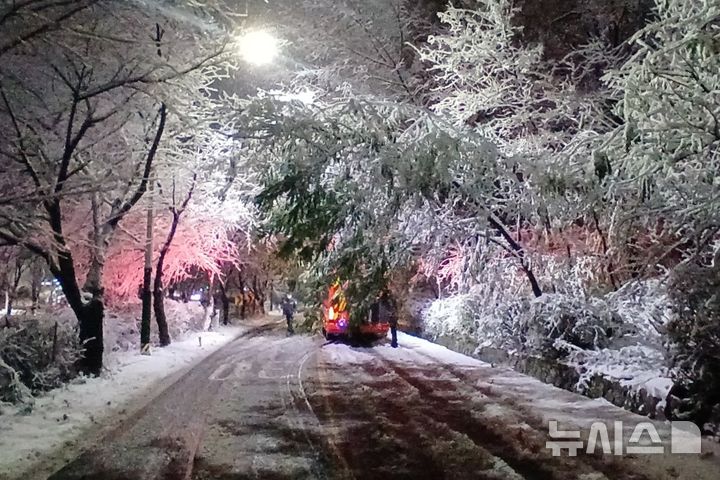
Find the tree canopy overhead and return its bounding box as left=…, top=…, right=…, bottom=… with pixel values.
left=1, top=0, right=719, bottom=422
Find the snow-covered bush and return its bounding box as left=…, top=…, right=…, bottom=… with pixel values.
left=104, top=300, right=207, bottom=353
left=422, top=286, right=622, bottom=359
left=423, top=294, right=476, bottom=339
left=519, top=294, right=618, bottom=358
left=533, top=254, right=605, bottom=298
left=421, top=276, right=678, bottom=418
left=423, top=291, right=522, bottom=352
left=420, top=251, right=537, bottom=352
left=0, top=314, right=81, bottom=403
left=421, top=258, right=675, bottom=362
left=605, top=278, right=671, bottom=343
left=0, top=300, right=210, bottom=404
left=667, top=262, right=720, bottom=429
left=565, top=344, right=673, bottom=403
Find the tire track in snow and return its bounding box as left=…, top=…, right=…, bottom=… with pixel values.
left=48, top=322, right=278, bottom=480
left=309, top=345, right=501, bottom=479
left=371, top=346, right=654, bottom=480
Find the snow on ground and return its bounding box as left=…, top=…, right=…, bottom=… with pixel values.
left=377, top=331, right=620, bottom=424
left=380, top=330, right=489, bottom=367
left=321, top=343, right=376, bottom=365
left=0, top=325, right=245, bottom=480
left=322, top=330, right=491, bottom=368
left=370, top=332, right=718, bottom=455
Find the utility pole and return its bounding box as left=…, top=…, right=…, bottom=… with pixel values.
left=140, top=172, right=154, bottom=354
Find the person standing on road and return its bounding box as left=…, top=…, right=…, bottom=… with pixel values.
left=281, top=293, right=297, bottom=334
left=388, top=312, right=398, bottom=348
left=379, top=290, right=398, bottom=348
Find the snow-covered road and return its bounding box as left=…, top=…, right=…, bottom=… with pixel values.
left=44, top=322, right=719, bottom=480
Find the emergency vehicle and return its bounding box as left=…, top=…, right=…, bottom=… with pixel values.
left=321, top=279, right=390, bottom=339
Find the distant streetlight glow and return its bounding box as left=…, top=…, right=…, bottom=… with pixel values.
left=238, top=30, right=279, bottom=66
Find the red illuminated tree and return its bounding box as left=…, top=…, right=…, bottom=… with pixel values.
left=0, top=1, right=234, bottom=373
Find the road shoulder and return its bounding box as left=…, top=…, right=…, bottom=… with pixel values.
left=0, top=325, right=246, bottom=480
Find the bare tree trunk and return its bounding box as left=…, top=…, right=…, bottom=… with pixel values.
left=238, top=270, right=246, bottom=320
left=218, top=282, right=230, bottom=325
left=52, top=260, right=104, bottom=376
left=153, top=204, right=175, bottom=347
left=5, top=265, right=18, bottom=317
left=30, top=258, right=43, bottom=315
left=76, top=197, right=110, bottom=375
left=153, top=173, right=195, bottom=345
left=0, top=104, right=163, bottom=372
left=152, top=218, right=170, bottom=347
left=5, top=257, right=23, bottom=317
left=151, top=292, right=170, bottom=346
left=202, top=273, right=214, bottom=331
left=30, top=284, right=39, bottom=315
left=77, top=295, right=104, bottom=375
left=487, top=213, right=542, bottom=298
left=152, top=210, right=179, bottom=347
left=592, top=210, right=619, bottom=290
left=210, top=293, right=220, bottom=331
left=253, top=275, right=266, bottom=314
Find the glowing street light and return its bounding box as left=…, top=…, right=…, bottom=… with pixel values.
left=237, top=30, right=279, bottom=66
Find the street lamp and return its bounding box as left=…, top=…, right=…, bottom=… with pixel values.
left=237, top=29, right=279, bottom=66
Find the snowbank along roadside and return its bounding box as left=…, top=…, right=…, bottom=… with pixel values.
left=0, top=325, right=245, bottom=480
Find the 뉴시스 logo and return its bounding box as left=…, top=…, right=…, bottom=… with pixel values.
left=546, top=420, right=702, bottom=456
